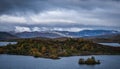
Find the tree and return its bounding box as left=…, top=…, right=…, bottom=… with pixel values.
left=79, top=58, right=85, bottom=64
left=41, top=46, right=47, bottom=54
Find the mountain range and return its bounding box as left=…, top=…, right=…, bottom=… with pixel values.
left=0, top=30, right=119, bottom=40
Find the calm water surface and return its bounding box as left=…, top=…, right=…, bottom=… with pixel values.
left=0, top=54, right=120, bottom=69
left=0, top=42, right=17, bottom=46
left=99, top=43, right=120, bottom=47
left=0, top=42, right=120, bottom=69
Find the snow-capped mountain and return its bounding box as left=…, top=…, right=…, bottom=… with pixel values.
left=11, top=30, right=119, bottom=38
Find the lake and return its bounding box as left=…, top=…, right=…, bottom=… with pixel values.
left=0, top=54, right=120, bottom=69
left=0, top=42, right=17, bottom=46
left=99, top=43, right=120, bottom=47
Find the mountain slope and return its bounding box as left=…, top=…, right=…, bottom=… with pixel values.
left=87, top=33, right=120, bottom=43
left=8, top=30, right=120, bottom=38
left=0, top=38, right=120, bottom=59
left=55, top=30, right=119, bottom=37
left=15, top=31, right=61, bottom=38
left=0, top=32, right=18, bottom=40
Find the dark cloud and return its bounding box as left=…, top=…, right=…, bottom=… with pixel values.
left=0, top=0, right=53, bottom=15
left=0, top=0, right=120, bottom=14
left=0, top=0, right=120, bottom=31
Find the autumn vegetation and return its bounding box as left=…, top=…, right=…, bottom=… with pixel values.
left=0, top=38, right=120, bottom=59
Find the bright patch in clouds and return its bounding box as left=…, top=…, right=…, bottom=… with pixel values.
left=0, top=15, right=27, bottom=23
left=29, top=10, right=75, bottom=23
left=32, top=27, right=40, bottom=32
left=0, top=9, right=119, bottom=27
left=15, top=26, right=92, bottom=32
left=0, top=10, right=76, bottom=24
left=0, top=0, right=120, bottom=31
left=15, top=26, right=31, bottom=32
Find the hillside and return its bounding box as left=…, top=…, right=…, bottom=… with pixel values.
left=86, top=34, right=120, bottom=43
left=0, top=38, right=120, bottom=59
left=15, top=31, right=62, bottom=38
left=0, top=32, right=18, bottom=40
left=8, top=30, right=119, bottom=38
left=55, top=30, right=118, bottom=37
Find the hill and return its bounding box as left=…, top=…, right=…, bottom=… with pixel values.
left=86, top=33, right=120, bottom=43
left=0, top=32, right=18, bottom=40
left=0, top=38, right=120, bottom=59
left=14, top=31, right=62, bottom=38
left=9, top=30, right=119, bottom=38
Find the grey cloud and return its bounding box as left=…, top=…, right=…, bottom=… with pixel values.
left=0, top=0, right=53, bottom=15
left=0, top=23, right=119, bottom=32
left=0, top=0, right=120, bottom=14
left=0, top=0, right=120, bottom=31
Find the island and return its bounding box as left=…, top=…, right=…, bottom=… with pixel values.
left=0, top=38, right=120, bottom=59
left=79, top=56, right=100, bottom=65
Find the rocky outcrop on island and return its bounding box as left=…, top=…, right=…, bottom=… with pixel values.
left=79, top=56, right=100, bottom=65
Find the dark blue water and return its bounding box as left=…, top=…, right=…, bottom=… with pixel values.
left=0, top=42, right=17, bottom=46
left=99, top=43, right=120, bottom=47
left=0, top=55, right=120, bottom=69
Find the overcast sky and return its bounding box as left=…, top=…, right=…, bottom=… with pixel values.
left=0, top=0, right=120, bottom=32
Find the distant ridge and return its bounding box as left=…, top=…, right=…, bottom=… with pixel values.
left=86, top=33, right=120, bottom=43
left=0, top=32, right=18, bottom=40
left=13, top=30, right=118, bottom=38
left=0, top=30, right=119, bottom=39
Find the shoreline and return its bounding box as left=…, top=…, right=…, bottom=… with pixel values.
left=0, top=53, right=120, bottom=59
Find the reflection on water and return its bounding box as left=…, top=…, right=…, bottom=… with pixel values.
left=0, top=55, right=120, bottom=69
